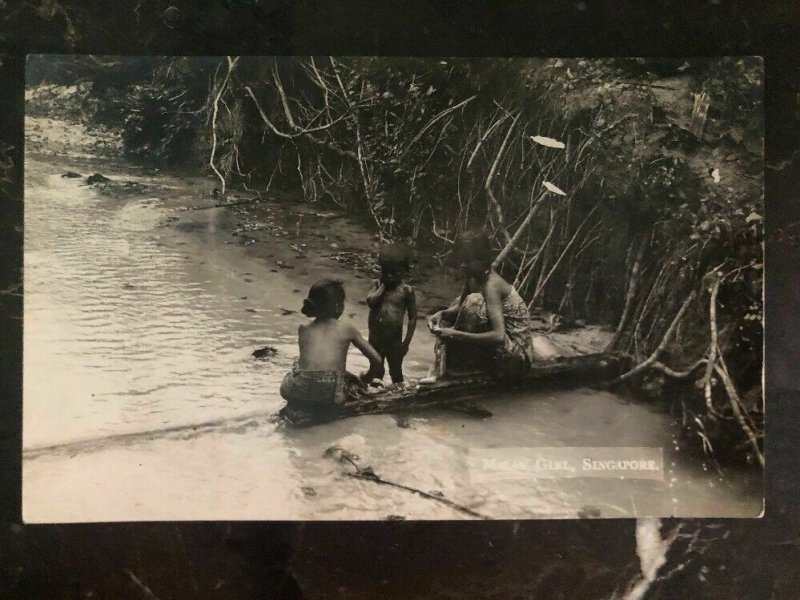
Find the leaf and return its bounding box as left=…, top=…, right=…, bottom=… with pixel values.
left=542, top=181, right=567, bottom=196
left=745, top=212, right=762, bottom=223
left=530, top=135, right=565, bottom=149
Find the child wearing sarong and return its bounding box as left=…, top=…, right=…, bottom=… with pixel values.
left=280, top=279, right=384, bottom=413
left=427, top=231, right=538, bottom=380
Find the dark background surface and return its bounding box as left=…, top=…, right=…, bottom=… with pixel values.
left=1, top=2, right=798, bottom=598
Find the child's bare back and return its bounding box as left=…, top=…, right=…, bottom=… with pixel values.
left=280, top=279, right=384, bottom=409
left=298, top=319, right=360, bottom=372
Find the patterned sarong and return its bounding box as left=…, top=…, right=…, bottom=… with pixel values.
left=280, top=362, right=362, bottom=409
left=433, top=289, right=536, bottom=379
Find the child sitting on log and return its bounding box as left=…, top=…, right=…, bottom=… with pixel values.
left=281, top=279, right=384, bottom=411
left=366, top=245, right=417, bottom=385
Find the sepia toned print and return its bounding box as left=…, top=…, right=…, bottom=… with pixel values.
left=23, top=56, right=763, bottom=521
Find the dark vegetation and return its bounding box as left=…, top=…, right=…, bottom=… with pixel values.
left=25, top=56, right=764, bottom=466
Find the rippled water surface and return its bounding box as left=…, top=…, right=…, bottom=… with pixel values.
left=23, top=126, right=762, bottom=522
left=25, top=171, right=289, bottom=446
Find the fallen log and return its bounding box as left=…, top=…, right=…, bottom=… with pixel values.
left=276, top=351, right=631, bottom=427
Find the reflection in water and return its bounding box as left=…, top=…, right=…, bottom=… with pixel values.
left=23, top=154, right=761, bottom=522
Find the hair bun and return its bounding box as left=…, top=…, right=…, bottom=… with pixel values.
left=303, top=279, right=346, bottom=319
left=301, top=298, right=317, bottom=317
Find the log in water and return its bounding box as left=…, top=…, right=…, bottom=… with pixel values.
left=279, top=352, right=631, bottom=426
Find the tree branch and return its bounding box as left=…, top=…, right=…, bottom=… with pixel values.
left=467, top=111, right=509, bottom=171
left=271, top=62, right=349, bottom=134
left=650, top=358, right=707, bottom=379
left=485, top=113, right=520, bottom=244
left=209, top=56, right=239, bottom=194
left=608, top=234, right=648, bottom=351
left=610, top=290, right=697, bottom=384
left=529, top=200, right=601, bottom=309
left=244, top=85, right=358, bottom=160
left=493, top=191, right=547, bottom=268
left=406, top=94, right=477, bottom=152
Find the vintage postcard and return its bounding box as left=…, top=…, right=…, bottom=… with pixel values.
left=22, top=56, right=763, bottom=522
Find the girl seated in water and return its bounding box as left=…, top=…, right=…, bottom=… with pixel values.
left=427, top=230, right=543, bottom=380
left=280, top=279, right=384, bottom=410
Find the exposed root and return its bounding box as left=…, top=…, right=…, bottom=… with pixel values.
left=714, top=362, right=764, bottom=467
left=610, top=290, right=696, bottom=385
left=702, top=272, right=723, bottom=418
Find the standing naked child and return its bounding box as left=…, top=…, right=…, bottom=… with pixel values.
left=366, top=245, right=417, bottom=384
left=281, top=279, right=384, bottom=411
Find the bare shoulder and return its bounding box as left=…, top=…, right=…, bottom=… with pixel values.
left=485, top=272, right=507, bottom=299
left=340, top=320, right=362, bottom=339
left=402, top=282, right=416, bottom=296
left=297, top=323, right=309, bottom=348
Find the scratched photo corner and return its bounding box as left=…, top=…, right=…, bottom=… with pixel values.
left=22, top=55, right=764, bottom=523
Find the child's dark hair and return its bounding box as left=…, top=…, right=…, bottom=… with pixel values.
left=378, top=244, right=412, bottom=273
left=448, top=230, right=494, bottom=272
left=301, top=279, right=345, bottom=319
left=449, top=231, right=494, bottom=306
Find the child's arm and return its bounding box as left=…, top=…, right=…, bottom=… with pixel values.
left=435, top=283, right=505, bottom=346
left=401, top=286, right=417, bottom=355
left=428, top=303, right=460, bottom=331
left=365, top=279, right=385, bottom=308
left=430, top=282, right=467, bottom=327
left=349, top=324, right=385, bottom=381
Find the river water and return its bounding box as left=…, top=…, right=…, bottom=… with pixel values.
left=22, top=117, right=762, bottom=522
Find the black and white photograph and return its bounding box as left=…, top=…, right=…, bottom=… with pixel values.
left=23, top=55, right=764, bottom=522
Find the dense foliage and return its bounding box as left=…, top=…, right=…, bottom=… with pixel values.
left=26, top=56, right=764, bottom=464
